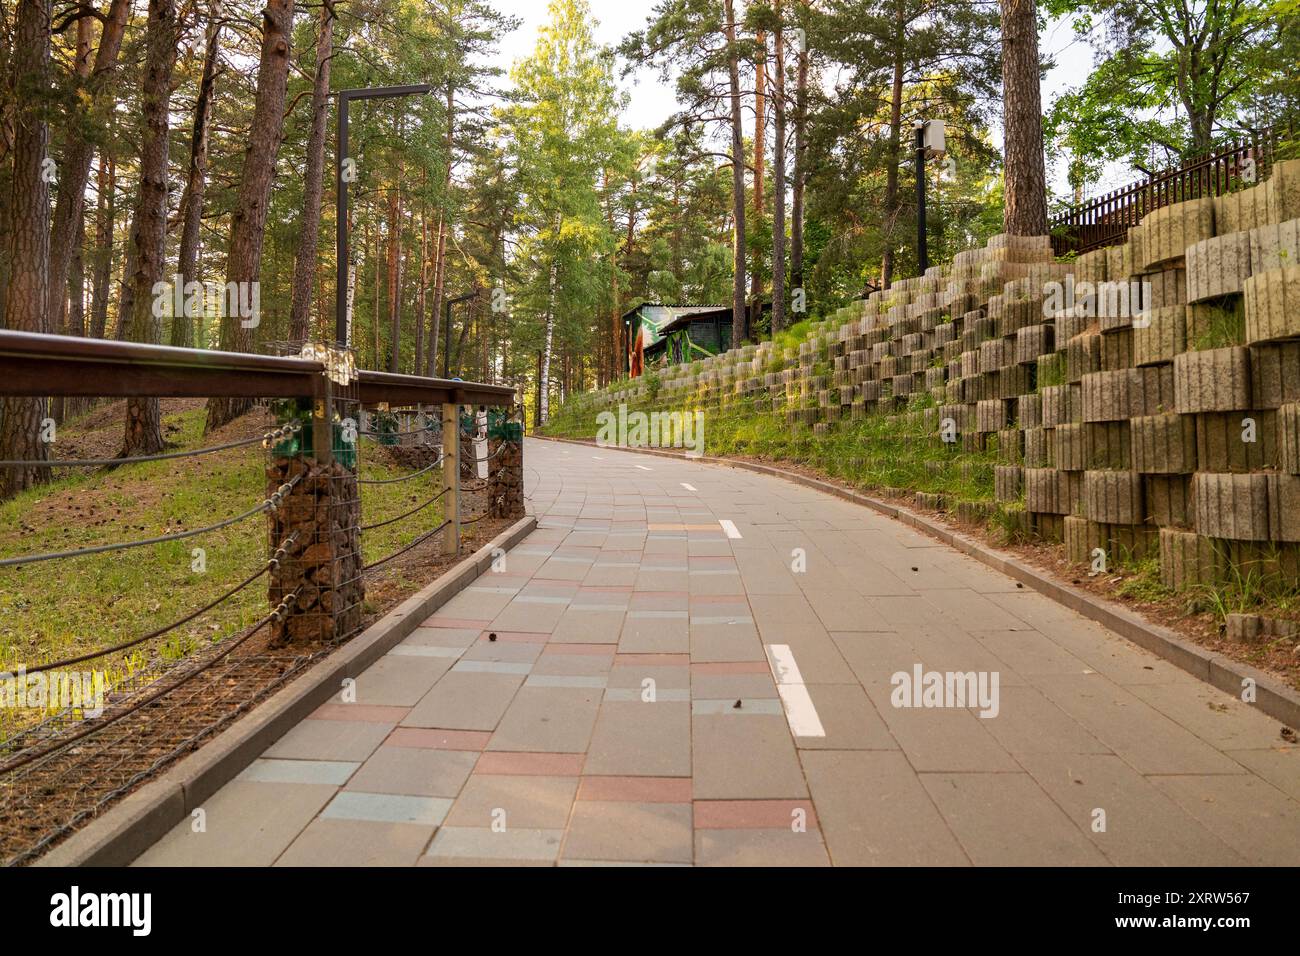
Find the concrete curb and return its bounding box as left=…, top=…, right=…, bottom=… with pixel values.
left=36, top=514, right=538, bottom=868
left=538, top=435, right=1300, bottom=731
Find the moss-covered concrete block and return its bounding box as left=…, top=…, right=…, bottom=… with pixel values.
left=1186, top=231, right=1251, bottom=302
left=1249, top=342, right=1300, bottom=409
left=1214, top=183, right=1267, bottom=236
left=1066, top=331, right=1102, bottom=382
left=1025, top=467, right=1074, bottom=515
left=1145, top=474, right=1193, bottom=527
left=1132, top=306, right=1187, bottom=367
left=1064, top=515, right=1104, bottom=564
left=1053, top=422, right=1087, bottom=471
left=1106, top=239, right=1134, bottom=281
left=1265, top=158, right=1300, bottom=224
left=1280, top=403, right=1300, bottom=474
left=1194, top=410, right=1278, bottom=472
left=1131, top=413, right=1197, bottom=473
left=1085, top=469, right=1144, bottom=524
left=994, top=465, right=1024, bottom=502
left=1268, top=474, right=1300, bottom=542
left=1140, top=197, right=1215, bottom=269
left=1086, top=421, right=1133, bottom=469
left=1159, top=528, right=1218, bottom=589
left=1243, top=264, right=1300, bottom=345
left=1192, top=472, right=1271, bottom=541
left=1082, top=366, right=1176, bottom=422
left=1247, top=217, right=1300, bottom=275
left=1040, top=383, right=1079, bottom=427
left=1174, top=347, right=1251, bottom=412
left=1023, top=425, right=1051, bottom=467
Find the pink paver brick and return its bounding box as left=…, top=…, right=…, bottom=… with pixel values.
left=693, top=800, right=820, bottom=829
left=475, top=752, right=586, bottom=776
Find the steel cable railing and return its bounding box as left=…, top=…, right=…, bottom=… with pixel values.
left=0, top=421, right=301, bottom=469
left=0, top=586, right=301, bottom=778
left=359, top=486, right=451, bottom=532
left=0, top=471, right=305, bottom=569
left=12, top=531, right=301, bottom=677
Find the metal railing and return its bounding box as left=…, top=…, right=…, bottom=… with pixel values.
left=0, top=330, right=522, bottom=864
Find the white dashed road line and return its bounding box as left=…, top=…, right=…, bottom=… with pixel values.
left=765, top=644, right=826, bottom=738
left=635, top=464, right=652, bottom=470
left=681, top=482, right=697, bottom=491
left=718, top=518, right=742, bottom=539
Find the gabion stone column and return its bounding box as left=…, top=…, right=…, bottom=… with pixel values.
left=266, top=458, right=364, bottom=645
left=489, top=435, right=524, bottom=519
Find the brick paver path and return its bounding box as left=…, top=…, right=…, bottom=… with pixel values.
left=137, top=439, right=1300, bottom=866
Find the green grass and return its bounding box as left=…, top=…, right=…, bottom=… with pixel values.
left=0, top=404, right=446, bottom=691
left=546, top=388, right=1000, bottom=513
left=1189, top=302, right=1246, bottom=351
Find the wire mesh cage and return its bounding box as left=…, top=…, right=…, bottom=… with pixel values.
left=265, top=353, right=365, bottom=646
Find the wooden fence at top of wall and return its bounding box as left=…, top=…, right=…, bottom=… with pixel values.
left=1050, top=129, right=1284, bottom=257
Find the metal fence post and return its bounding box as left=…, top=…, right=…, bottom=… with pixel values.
left=442, top=401, right=460, bottom=556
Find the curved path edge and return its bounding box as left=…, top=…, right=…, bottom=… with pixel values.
left=538, top=435, right=1300, bottom=732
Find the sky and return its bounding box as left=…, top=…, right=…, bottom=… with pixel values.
left=485, top=0, right=1133, bottom=201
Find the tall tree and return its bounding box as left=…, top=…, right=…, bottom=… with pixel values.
left=771, top=1, right=787, bottom=332
left=88, top=152, right=115, bottom=339
left=506, top=0, right=620, bottom=422
left=724, top=0, right=748, bottom=341
left=790, top=0, right=809, bottom=294
left=173, top=1, right=224, bottom=348
left=750, top=27, right=766, bottom=323
left=45, top=0, right=130, bottom=341
left=1000, top=0, right=1048, bottom=235
left=206, top=0, right=296, bottom=431
left=122, top=0, right=181, bottom=456
left=287, top=0, right=334, bottom=345
left=1044, top=0, right=1286, bottom=189
left=0, top=0, right=53, bottom=499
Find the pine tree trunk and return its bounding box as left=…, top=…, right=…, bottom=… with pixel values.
left=724, top=0, right=748, bottom=343
left=771, top=12, right=787, bottom=334
left=0, top=0, right=53, bottom=500
left=89, top=153, right=115, bottom=339
left=426, top=84, right=455, bottom=378
left=414, top=178, right=427, bottom=374
left=386, top=178, right=402, bottom=372
left=122, top=0, right=180, bottom=458
left=750, top=29, right=766, bottom=326
left=1000, top=0, right=1048, bottom=236
left=790, top=0, right=808, bottom=293
left=539, top=258, right=556, bottom=424
left=174, top=4, right=223, bottom=348
left=206, top=0, right=295, bottom=432
left=288, top=0, right=334, bottom=345
left=881, top=6, right=905, bottom=290
left=45, top=0, right=129, bottom=342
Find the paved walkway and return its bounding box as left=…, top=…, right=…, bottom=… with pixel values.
left=136, top=438, right=1300, bottom=866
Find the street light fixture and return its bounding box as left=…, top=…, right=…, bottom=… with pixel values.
left=335, top=84, right=435, bottom=349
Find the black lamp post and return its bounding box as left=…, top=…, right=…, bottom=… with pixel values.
left=914, top=119, right=946, bottom=277
left=335, top=84, right=434, bottom=350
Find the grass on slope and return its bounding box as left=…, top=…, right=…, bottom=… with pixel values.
left=0, top=401, right=446, bottom=679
